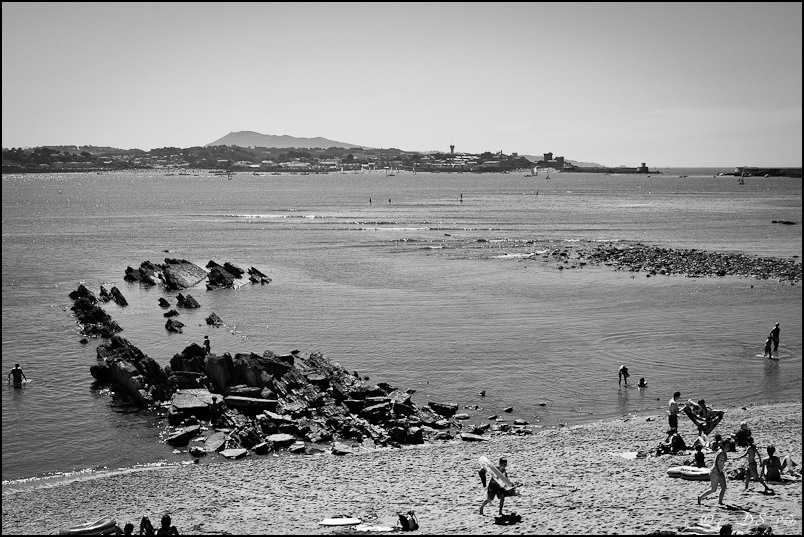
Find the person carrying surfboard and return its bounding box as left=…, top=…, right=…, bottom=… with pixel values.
left=479, top=457, right=512, bottom=516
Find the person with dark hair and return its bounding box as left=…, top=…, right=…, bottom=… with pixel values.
left=668, top=392, right=684, bottom=433
left=123, top=523, right=135, bottom=535
left=203, top=336, right=211, bottom=355
left=7, top=364, right=27, bottom=387
left=618, top=365, right=629, bottom=386
left=156, top=514, right=178, bottom=535
left=694, top=445, right=706, bottom=468
left=735, top=437, right=772, bottom=493
left=139, top=516, right=155, bottom=536
left=479, top=458, right=511, bottom=516
left=733, top=421, right=752, bottom=448
left=769, top=322, right=780, bottom=356
left=761, top=445, right=784, bottom=482
left=698, top=439, right=728, bottom=505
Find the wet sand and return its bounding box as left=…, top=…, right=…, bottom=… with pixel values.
left=2, top=401, right=800, bottom=535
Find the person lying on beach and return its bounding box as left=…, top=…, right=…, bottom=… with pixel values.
left=734, top=437, right=772, bottom=493
left=479, top=458, right=511, bottom=516
left=693, top=427, right=709, bottom=450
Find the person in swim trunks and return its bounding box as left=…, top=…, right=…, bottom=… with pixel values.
left=736, top=437, right=772, bottom=493
left=7, top=364, right=27, bottom=386
left=479, top=457, right=510, bottom=516
left=769, top=322, right=780, bottom=356
left=668, top=392, right=685, bottom=433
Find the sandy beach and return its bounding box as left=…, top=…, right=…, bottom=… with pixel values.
left=2, top=401, right=801, bottom=535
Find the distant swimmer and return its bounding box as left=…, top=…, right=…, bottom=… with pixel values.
left=460, top=193, right=463, bottom=203
left=369, top=197, right=372, bottom=204
left=388, top=198, right=391, bottom=204
left=8, top=363, right=27, bottom=387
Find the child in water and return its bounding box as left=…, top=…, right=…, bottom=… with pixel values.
left=637, top=377, right=648, bottom=388
left=764, top=336, right=773, bottom=358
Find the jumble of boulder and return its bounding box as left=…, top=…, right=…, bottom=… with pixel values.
left=125, top=258, right=271, bottom=291
left=68, top=284, right=123, bottom=338
left=580, top=243, right=801, bottom=283
left=517, top=241, right=801, bottom=283
left=89, top=335, right=509, bottom=458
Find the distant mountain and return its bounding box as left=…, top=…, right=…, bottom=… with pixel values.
left=205, top=131, right=370, bottom=150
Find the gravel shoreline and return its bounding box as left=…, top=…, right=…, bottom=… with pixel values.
left=3, top=401, right=800, bottom=535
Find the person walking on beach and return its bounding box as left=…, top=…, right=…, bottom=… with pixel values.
left=698, top=438, right=728, bottom=505
left=618, top=365, right=629, bottom=386
left=479, top=457, right=511, bottom=516
left=769, top=322, right=780, bottom=356
left=7, top=364, right=27, bottom=387
left=668, top=392, right=685, bottom=433
left=735, top=437, right=772, bottom=493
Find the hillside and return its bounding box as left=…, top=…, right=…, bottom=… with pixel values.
left=205, top=131, right=371, bottom=150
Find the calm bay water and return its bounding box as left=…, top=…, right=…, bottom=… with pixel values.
left=2, top=169, right=801, bottom=483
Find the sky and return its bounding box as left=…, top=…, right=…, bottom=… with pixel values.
left=2, top=2, right=802, bottom=167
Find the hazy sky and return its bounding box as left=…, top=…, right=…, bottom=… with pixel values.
left=2, top=2, right=802, bottom=166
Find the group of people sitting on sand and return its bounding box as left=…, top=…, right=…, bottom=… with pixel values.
left=110, top=515, right=179, bottom=535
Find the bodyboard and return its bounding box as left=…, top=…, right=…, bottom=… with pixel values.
left=319, top=517, right=362, bottom=526
left=479, top=455, right=517, bottom=495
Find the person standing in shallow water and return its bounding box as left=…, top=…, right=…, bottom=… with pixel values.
left=618, top=365, right=629, bottom=386
left=7, top=364, right=27, bottom=387
left=769, top=322, right=780, bottom=356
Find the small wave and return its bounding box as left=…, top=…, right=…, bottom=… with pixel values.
left=422, top=245, right=444, bottom=249
left=223, top=213, right=288, bottom=219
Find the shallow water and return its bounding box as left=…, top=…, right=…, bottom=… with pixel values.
left=2, top=169, right=801, bottom=482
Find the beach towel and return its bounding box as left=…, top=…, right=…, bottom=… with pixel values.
left=683, top=406, right=724, bottom=435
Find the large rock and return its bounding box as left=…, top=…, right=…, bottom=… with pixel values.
left=162, top=258, right=208, bottom=290
left=428, top=401, right=459, bottom=417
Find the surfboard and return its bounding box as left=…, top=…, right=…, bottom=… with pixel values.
left=319, top=517, right=362, bottom=526
left=479, top=455, right=517, bottom=495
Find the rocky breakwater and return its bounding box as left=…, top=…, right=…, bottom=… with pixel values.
left=124, top=258, right=208, bottom=290
left=89, top=335, right=498, bottom=459
left=575, top=243, right=801, bottom=283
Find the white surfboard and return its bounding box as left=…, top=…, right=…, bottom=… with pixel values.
left=319, top=517, right=362, bottom=526
left=479, top=455, right=517, bottom=494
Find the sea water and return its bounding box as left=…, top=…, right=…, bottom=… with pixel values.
left=2, top=169, right=801, bottom=483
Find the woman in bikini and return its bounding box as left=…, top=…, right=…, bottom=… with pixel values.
left=698, top=439, right=728, bottom=505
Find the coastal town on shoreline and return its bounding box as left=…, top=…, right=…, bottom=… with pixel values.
left=4, top=143, right=802, bottom=177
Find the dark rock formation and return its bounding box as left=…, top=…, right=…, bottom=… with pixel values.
left=110, top=286, right=128, bottom=307
left=69, top=286, right=123, bottom=338
left=176, top=293, right=200, bottom=308
left=164, top=309, right=180, bottom=318
left=158, top=297, right=171, bottom=308
left=248, top=266, right=272, bottom=285
left=91, top=335, right=171, bottom=405
left=165, top=318, right=185, bottom=333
